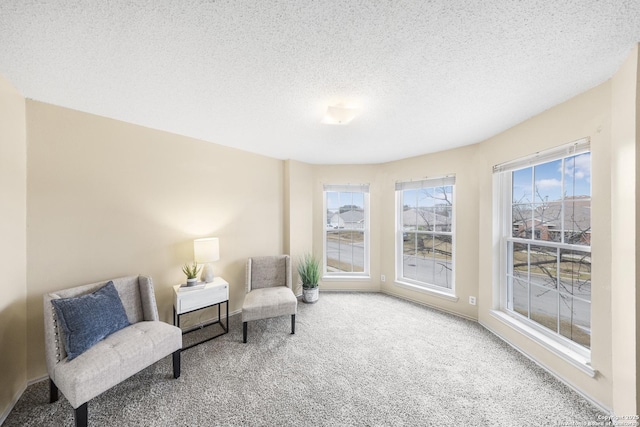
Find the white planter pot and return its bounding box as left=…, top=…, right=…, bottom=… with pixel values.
left=186, top=278, right=198, bottom=286
left=302, top=287, right=319, bottom=304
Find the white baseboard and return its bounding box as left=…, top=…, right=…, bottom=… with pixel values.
left=0, top=382, right=27, bottom=426
left=380, top=289, right=476, bottom=321
left=29, top=375, right=49, bottom=386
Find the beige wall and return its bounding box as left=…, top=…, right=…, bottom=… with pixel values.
left=311, top=164, right=381, bottom=292
left=284, top=160, right=314, bottom=295
left=26, top=101, right=284, bottom=379
left=380, top=144, right=480, bottom=320
left=0, top=76, right=28, bottom=419
left=477, top=77, right=614, bottom=407
left=611, top=45, right=639, bottom=416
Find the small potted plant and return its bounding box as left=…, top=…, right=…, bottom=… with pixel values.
left=182, top=261, right=202, bottom=286
left=297, top=253, right=320, bottom=303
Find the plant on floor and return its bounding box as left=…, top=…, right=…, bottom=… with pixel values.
left=297, top=253, right=320, bottom=303
left=297, top=253, right=320, bottom=288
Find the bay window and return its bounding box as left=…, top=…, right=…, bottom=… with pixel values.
left=494, top=139, right=591, bottom=355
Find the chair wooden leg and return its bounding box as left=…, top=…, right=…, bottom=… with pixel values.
left=49, top=378, right=59, bottom=403
left=75, top=402, right=88, bottom=427
left=291, top=314, right=295, bottom=334
left=243, top=321, right=248, bottom=343
left=172, top=350, right=181, bottom=379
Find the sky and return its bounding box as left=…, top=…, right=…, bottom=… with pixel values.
left=512, top=153, right=591, bottom=204
left=326, top=191, right=365, bottom=211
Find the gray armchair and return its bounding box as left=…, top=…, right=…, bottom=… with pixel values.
left=43, top=275, right=182, bottom=427
left=242, top=255, right=298, bottom=343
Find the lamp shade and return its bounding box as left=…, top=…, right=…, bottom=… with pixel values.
left=194, top=237, right=220, bottom=263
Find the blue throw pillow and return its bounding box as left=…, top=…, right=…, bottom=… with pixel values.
left=51, top=281, right=130, bottom=360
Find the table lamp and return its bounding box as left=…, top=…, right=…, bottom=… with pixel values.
left=194, top=237, right=220, bottom=283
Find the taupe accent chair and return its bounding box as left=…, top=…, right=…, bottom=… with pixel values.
left=43, top=275, right=182, bottom=427
left=242, top=255, right=298, bottom=343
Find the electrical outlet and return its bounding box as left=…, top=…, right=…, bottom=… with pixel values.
left=469, top=296, right=477, bottom=305
left=381, top=275, right=386, bottom=282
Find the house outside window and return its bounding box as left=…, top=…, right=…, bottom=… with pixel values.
left=494, top=139, right=591, bottom=354
left=395, top=176, right=455, bottom=293
left=323, top=184, right=370, bottom=278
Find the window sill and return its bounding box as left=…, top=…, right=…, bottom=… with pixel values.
left=488, top=310, right=595, bottom=377
left=393, top=280, right=459, bottom=302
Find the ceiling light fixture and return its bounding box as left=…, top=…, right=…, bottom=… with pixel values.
left=321, top=104, right=359, bottom=125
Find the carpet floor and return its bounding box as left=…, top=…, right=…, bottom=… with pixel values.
left=5, top=292, right=605, bottom=426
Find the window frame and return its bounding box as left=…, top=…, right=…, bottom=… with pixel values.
left=394, top=176, right=456, bottom=296
left=322, top=184, right=370, bottom=279
left=494, top=139, right=592, bottom=361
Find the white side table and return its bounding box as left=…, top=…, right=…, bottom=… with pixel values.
left=173, top=276, right=229, bottom=350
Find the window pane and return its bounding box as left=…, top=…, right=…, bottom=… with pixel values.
left=529, top=245, right=557, bottom=290
left=325, top=189, right=368, bottom=276
left=418, top=256, right=435, bottom=285
left=328, top=212, right=341, bottom=229
left=329, top=230, right=363, bottom=273
left=417, top=187, right=436, bottom=208
left=434, top=234, right=452, bottom=258
left=513, top=167, right=533, bottom=203
left=565, top=153, right=591, bottom=198
left=351, top=231, right=365, bottom=273
left=530, top=284, right=558, bottom=333
left=420, top=258, right=436, bottom=285
left=350, top=192, right=364, bottom=208
left=340, top=209, right=365, bottom=230
left=397, top=180, right=454, bottom=291
left=564, top=198, right=591, bottom=246
left=416, top=208, right=435, bottom=231
left=512, top=276, right=529, bottom=318
left=512, top=204, right=533, bottom=238
left=402, top=233, right=418, bottom=280
left=326, top=191, right=340, bottom=210
left=433, top=185, right=453, bottom=207
left=533, top=202, right=562, bottom=242
left=509, top=241, right=529, bottom=317
left=559, top=295, right=591, bottom=349
left=338, top=192, right=354, bottom=210
left=534, top=160, right=562, bottom=203
left=558, top=250, right=591, bottom=299
left=433, top=235, right=452, bottom=289
left=511, top=242, right=528, bottom=281
left=402, top=205, right=418, bottom=232
left=326, top=230, right=341, bottom=272
left=436, top=206, right=452, bottom=232
left=417, top=233, right=435, bottom=285
left=403, top=189, right=418, bottom=208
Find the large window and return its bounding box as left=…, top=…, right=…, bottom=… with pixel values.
left=396, top=177, right=455, bottom=293
left=495, top=140, right=591, bottom=353
left=323, top=184, right=369, bottom=278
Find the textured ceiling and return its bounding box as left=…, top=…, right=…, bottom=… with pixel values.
left=1, top=1, right=639, bottom=164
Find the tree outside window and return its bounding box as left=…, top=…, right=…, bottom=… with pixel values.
left=501, top=146, right=591, bottom=350
left=396, top=177, right=455, bottom=292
